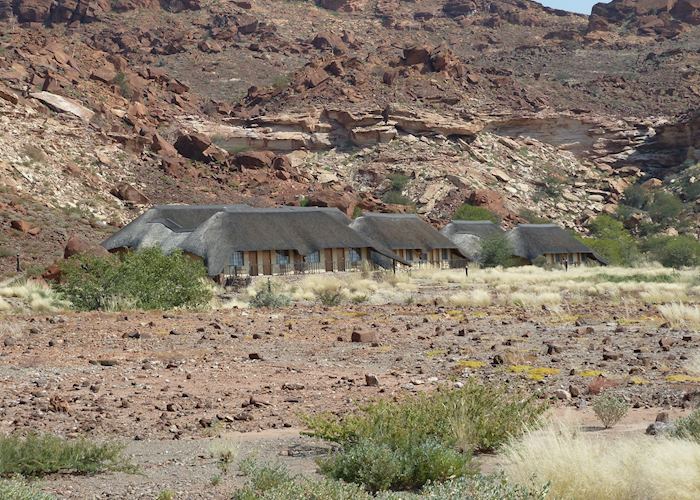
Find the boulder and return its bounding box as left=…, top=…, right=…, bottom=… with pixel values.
left=64, top=235, right=110, bottom=259
left=317, top=0, right=366, bottom=12
left=110, top=183, right=150, bottom=204
left=10, top=220, right=41, bottom=235
left=306, top=189, right=357, bottom=216
left=235, top=151, right=276, bottom=169
left=403, top=45, right=431, bottom=66
left=312, top=32, right=348, bottom=54
left=198, top=39, right=223, bottom=53
left=30, top=91, right=95, bottom=122
left=151, top=133, right=179, bottom=158
left=351, top=330, right=378, bottom=343
left=174, top=132, right=222, bottom=162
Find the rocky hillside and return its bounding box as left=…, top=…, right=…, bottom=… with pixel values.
left=0, top=0, right=698, bottom=276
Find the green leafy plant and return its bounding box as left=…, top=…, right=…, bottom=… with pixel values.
left=592, top=394, right=628, bottom=429
left=303, top=382, right=545, bottom=492
left=670, top=409, right=700, bottom=442
left=0, top=478, right=55, bottom=500
left=250, top=281, right=291, bottom=308
left=453, top=204, right=500, bottom=223
left=56, top=248, right=213, bottom=311
left=0, top=433, right=133, bottom=477
left=479, top=235, right=513, bottom=268
left=642, top=235, right=700, bottom=268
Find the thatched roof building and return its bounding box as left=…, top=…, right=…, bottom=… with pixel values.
left=351, top=213, right=460, bottom=253
left=507, top=224, right=606, bottom=265
left=440, top=221, right=505, bottom=262
left=103, top=205, right=407, bottom=275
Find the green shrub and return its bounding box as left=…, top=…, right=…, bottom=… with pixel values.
left=0, top=433, right=133, bottom=477
left=303, top=382, right=545, bottom=492
left=318, top=289, right=343, bottom=306
left=670, top=409, right=700, bottom=442
left=420, top=472, right=550, bottom=500
left=479, top=235, right=513, bottom=268
left=0, top=478, right=55, bottom=500
left=621, top=184, right=651, bottom=209
left=114, top=71, right=133, bottom=99
left=646, top=191, right=684, bottom=225
left=57, top=248, right=213, bottom=311
left=592, top=394, right=628, bottom=429
left=642, top=235, right=700, bottom=268
left=319, top=438, right=469, bottom=492
left=234, top=460, right=548, bottom=500
left=583, top=215, right=639, bottom=266
left=382, top=174, right=414, bottom=206
left=453, top=204, right=500, bottom=223
left=249, top=288, right=291, bottom=308
left=234, top=459, right=372, bottom=500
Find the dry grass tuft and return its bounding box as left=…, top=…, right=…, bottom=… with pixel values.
left=659, top=303, right=700, bottom=330
left=448, top=289, right=492, bottom=307
left=504, top=425, right=700, bottom=500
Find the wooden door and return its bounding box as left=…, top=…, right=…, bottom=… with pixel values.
left=294, top=251, right=304, bottom=273
left=248, top=251, right=259, bottom=276
left=262, top=250, right=272, bottom=275
left=337, top=248, right=345, bottom=272
left=324, top=248, right=334, bottom=272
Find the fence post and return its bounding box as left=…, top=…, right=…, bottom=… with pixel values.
left=465, top=263, right=469, bottom=277
left=16, top=253, right=21, bottom=273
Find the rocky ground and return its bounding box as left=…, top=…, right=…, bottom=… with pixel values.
left=1, top=296, right=698, bottom=497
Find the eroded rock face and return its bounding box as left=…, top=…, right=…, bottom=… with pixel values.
left=317, top=0, right=367, bottom=12
left=589, top=0, right=700, bottom=36
left=11, top=0, right=199, bottom=23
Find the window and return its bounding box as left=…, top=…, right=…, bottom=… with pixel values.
left=229, top=251, right=244, bottom=267
left=419, top=252, right=428, bottom=262
left=276, top=250, right=290, bottom=265
left=306, top=250, right=320, bottom=263
left=349, top=248, right=362, bottom=263
left=442, top=249, right=450, bottom=261
left=404, top=249, right=413, bottom=262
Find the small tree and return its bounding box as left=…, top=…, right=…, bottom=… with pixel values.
left=643, top=235, right=700, bottom=268
left=453, top=204, right=499, bottom=223
left=583, top=215, right=639, bottom=266
left=479, top=235, right=513, bottom=268
left=57, top=248, right=213, bottom=310
left=592, top=394, right=628, bottom=429
left=621, top=184, right=651, bottom=210
left=647, top=191, right=683, bottom=225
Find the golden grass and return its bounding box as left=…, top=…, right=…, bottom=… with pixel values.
left=448, top=289, right=492, bottom=307
left=504, top=425, right=700, bottom=500
left=666, top=374, right=700, bottom=383
left=0, top=279, right=68, bottom=312
left=579, top=370, right=604, bottom=377
left=659, top=303, right=700, bottom=330
left=456, top=360, right=486, bottom=369
left=508, top=365, right=560, bottom=381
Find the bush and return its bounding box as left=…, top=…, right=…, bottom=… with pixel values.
left=57, top=248, right=213, bottom=311
left=0, top=478, right=55, bottom=500
left=303, top=382, right=545, bottom=491
left=453, top=204, right=499, bottom=223
left=647, top=191, right=684, bottom=225
left=592, top=394, right=628, bottom=428
left=621, top=184, right=651, bottom=209
left=318, top=438, right=469, bottom=492
left=671, top=409, right=700, bottom=442
left=318, top=289, right=343, bottom=306
left=382, top=174, right=414, bottom=206
left=249, top=282, right=291, bottom=308
left=234, top=460, right=547, bottom=500
left=583, top=215, right=639, bottom=266
left=234, top=459, right=370, bottom=500
left=642, top=235, right=700, bottom=268
left=420, top=472, right=550, bottom=500
left=0, top=433, right=132, bottom=477
left=479, top=235, right=513, bottom=268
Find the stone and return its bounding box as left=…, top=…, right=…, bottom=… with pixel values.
left=365, top=374, right=379, bottom=386
left=248, top=352, right=262, bottom=360
left=235, top=151, right=276, bottom=169
left=64, top=235, right=110, bottom=259
left=0, top=84, right=19, bottom=105
left=90, top=67, right=117, bottom=84
left=282, top=382, right=305, bottom=390
left=602, top=350, right=623, bottom=361
left=351, top=330, right=378, bottom=343
left=555, top=389, right=571, bottom=400
left=198, top=40, right=223, bottom=53
left=110, top=183, right=150, bottom=204
left=10, top=220, right=41, bottom=235
left=30, top=91, right=95, bottom=122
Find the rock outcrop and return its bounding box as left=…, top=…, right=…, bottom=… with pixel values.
left=589, top=0, right=700, bottom=36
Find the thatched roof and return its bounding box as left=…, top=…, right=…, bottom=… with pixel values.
left=350, top=213, right=460, bottom=253
left=440, top=221, right=505, bottom=261
left=507, top=224, right=606, bottom=264
left=180, top=209, right=406, bottom=275
left=103, top=205, right=408, bottom=275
